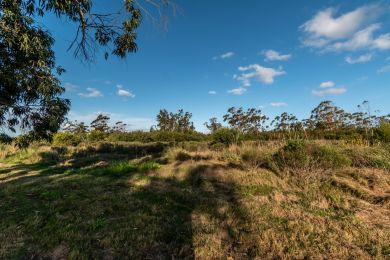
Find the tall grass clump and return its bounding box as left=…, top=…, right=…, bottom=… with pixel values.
left=238, top=144, right=274, bottom=170
left=346, top=145, right=390, bottom=171
left=270, top=140, right=351, bottom=174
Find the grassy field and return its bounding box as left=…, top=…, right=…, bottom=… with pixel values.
left=1, top=141, right=390, bottom=259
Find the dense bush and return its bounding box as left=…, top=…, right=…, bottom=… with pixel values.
left=106, top=131, right=206, bottom=143
left=211, top=128, right=238, bottom=147
left=53, top=132, right=84, bottom=146
left=87, top=130, right=106, bottom=142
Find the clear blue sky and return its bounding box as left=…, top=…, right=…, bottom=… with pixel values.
left=42, top=0, right=390, bottom=131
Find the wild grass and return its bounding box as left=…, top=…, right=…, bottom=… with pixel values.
left=0, top=140, right=389, bottom=259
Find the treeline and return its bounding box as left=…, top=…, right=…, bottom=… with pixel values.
left=45, top=100, right=390, bottom=147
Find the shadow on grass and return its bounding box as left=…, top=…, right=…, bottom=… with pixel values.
left=0, top=153, right=250, bottom=259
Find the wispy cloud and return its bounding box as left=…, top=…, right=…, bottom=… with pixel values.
left=117, top=85, right=135, bottom=98
left=312, top=88, right=347, bottom=96
left=270, top=102, right=288, bottom=107
left=312, top=81, right=346, bottom=96
left=300, top=4, right=390, bottom=52
left=213, top=51, right=235, bottom=60
left=377, top=65, right=390, bottom=74
left=228, top=87, right=246, bottom=95
left=262, top=50, right=292, bottom=61
left=64, top=82, right=78, bottom=92
left=320, top=81, right=335, bottom=88
left=345, top=53, right=373, bottom=64
left=208, top=90, right=217, bottom=95
left=78, top=87, right=103, bottom=98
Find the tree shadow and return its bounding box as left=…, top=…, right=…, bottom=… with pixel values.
left=1, top=154, right=251, bottom=258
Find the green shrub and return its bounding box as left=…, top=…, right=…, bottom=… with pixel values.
left=377, top=121, right=390, bottom=142
left=53, top=132, right=84, bottom=146
left=87, top=130, right=106, bottom=142
left=271, top=140, right=350, bottom=173
left=211, top=128, right=237, bottom=147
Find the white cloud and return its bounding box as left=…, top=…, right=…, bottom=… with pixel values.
left=377, top=65, right=390, bottom=74
left=320, top=81, right=336, bottom=88
left=116, top=85, right=135, bottom=98
left=270, top=102, right=288, bottom=107
left=312, top=87, right=347, bottom=96
left=301, top=5, right=378, bottom=40
left=228, top=87, right=246, bottom=95
left=262, top=50, right=292, bottom=61
left=213, top=51, right=235, bottom=60
left=345, top=53, right=373, bottom=64
left=300, top=4, right=390, bottom=52
left=208, top=90, right=217, bottom=95
left=78, top=87, right=103, bottom=97
left=237, top=64, right=286, bottom=85
left=327, top=24, right=390, bottom=51
left=104, top=80, right=112, bottom=85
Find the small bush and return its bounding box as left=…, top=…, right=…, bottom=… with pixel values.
left=53, top=132, right=84, bottom=146
left=211, top=128, right=237, bottom=147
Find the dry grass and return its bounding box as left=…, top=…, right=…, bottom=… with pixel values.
left=0, top=141, right=389, bottom=259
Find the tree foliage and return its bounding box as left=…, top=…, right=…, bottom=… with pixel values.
left=156, top=109, right=195, bottom=132
left=223, top=107, right=268, bottom=133
left=204, top=117, right=222, bottom=133
left=90, top=114, right=110, bottom=132
left=0, top=0, right=70, bottom=141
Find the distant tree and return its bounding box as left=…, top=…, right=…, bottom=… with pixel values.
left=310, top=101, right=346, bottom=131
left=63, top=120, right=88, bottom=134
left=156, top=109, right=194, bottom=132
left=90, top=114, right=110, bottom=132
left=112, top=121, right=127, bottom=133
left=271, top=112, right=299, bottom=139
left=204, top=117, right=222, bottom=133
left=223, top=107, right=268, bottom=133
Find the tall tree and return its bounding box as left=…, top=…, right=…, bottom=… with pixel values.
left=0, top=0, right=70, bottom=140
left=90, top=114, right=110, bottom=132
left=223, top=107, right=268, bottom=133
left=204, top=117, right=222, bottom=133
left=310, top=101, right=346, bottom=131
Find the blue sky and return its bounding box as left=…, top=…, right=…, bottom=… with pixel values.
left=42, top=0, right=390, bottom=131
